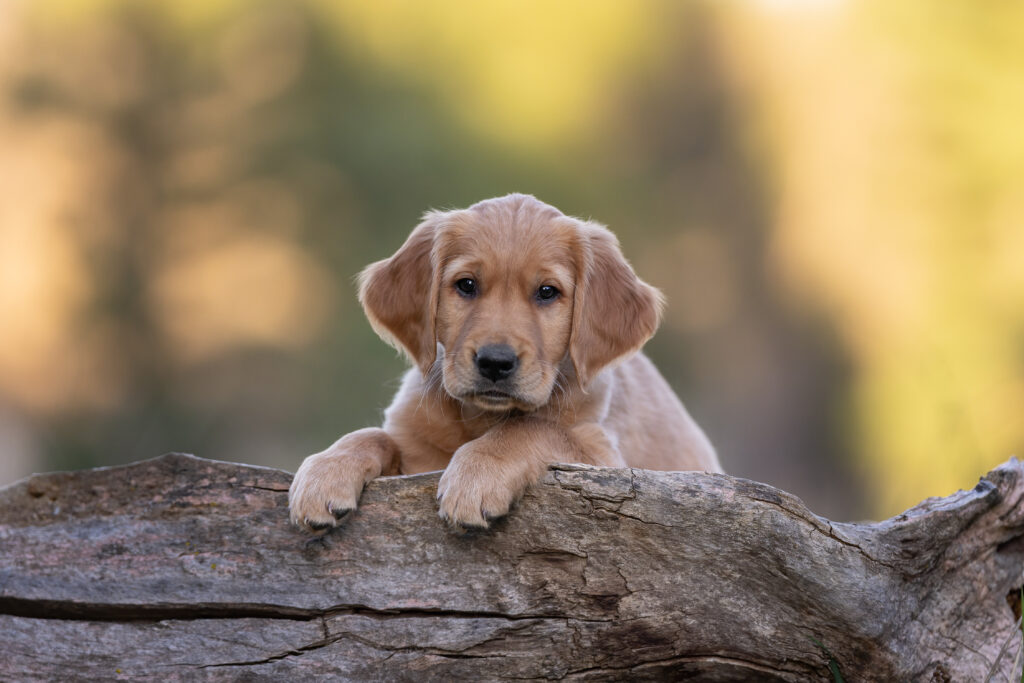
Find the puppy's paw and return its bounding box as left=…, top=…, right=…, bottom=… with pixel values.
left=288, top=452, right=377, bottom=533
left=436, top=451, right=538, bottom=531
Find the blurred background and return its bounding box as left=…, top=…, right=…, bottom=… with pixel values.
left=1, top=0, right=1021, bottom=521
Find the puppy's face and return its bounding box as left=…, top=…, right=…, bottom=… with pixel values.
left=434, top=212, right=577, bottom=411
left=358, top=194, right=663, bottom=414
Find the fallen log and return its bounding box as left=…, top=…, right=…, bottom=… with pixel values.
left=0, top=453, right=1021, bottom=681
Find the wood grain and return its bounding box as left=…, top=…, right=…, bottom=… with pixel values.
left=1, top=453, right=1021, bottom=680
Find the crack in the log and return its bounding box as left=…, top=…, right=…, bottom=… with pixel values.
left=0, top=595, right=588, bottom=625
left=550, top=469, right=686, bottom=531
left=823, top=522, right=907, bottom=574
left=613, top=562, right=632, bottom=594
left=197, top=634, right=338, bottom=669
left=0, top=597, right=318, bottom=622
left=597, top=506, right=678, bottom=529
left=628, top=467, right=639, bottom=500
left=738, top=490, right=906, bottom=573
left=235, top=483, right=290, bottom=493
left=549, top=469, right=638, bottom=505
left=560, top=652, right=813, bottom=680
left=346, top=619, right=539, bottom=657
left=200, top=619, right=541, bottom=669
left=322, top=605, right=583, bottom=623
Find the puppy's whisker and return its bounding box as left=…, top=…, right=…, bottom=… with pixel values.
left=415, top=360, right=440, bottom=415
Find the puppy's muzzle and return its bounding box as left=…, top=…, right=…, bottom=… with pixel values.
left=474, top=344, right=519, bottom=382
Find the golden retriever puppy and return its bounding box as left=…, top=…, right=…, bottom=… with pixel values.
left=289, top=194, right=720, bottom=532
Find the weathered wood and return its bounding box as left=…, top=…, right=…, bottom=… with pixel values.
left=1, top=453, right=1021, bottom=681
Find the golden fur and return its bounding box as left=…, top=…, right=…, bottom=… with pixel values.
left=289, top=194, right=720, bottom=531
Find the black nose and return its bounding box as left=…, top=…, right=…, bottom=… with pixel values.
left=475, top=344, right=519, bottom=382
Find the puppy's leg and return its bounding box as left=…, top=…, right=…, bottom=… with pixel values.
left=289, top=428, right=400, bottom=532
left=436, top=419, right=622, bottom=530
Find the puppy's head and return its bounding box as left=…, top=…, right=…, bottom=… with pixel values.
left=359, top=194, right=662, bottom=412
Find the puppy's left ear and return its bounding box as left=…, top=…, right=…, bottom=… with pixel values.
left=570, top=221, right=664, bottom=387
left=358, top=211, right=446, bottom=375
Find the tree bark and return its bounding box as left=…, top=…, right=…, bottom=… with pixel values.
left=1, top=453, right=1021, bottom=681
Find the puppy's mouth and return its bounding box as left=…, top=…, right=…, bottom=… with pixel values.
left=465, top=388, right=528, bottom=411
left=473, top=389, right=515, bottom=403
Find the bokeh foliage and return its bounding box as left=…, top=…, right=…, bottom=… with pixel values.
left=0, top=0, right=1020, bottom=519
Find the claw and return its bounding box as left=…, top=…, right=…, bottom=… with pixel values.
left=306, top=518, right=333, bottom=532
left=438, top=507, right=490, bottom=533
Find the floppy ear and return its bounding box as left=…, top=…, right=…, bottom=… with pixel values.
left=358, top=212, right=445, bottom=375
left=570, top=221, right=664, bottom=387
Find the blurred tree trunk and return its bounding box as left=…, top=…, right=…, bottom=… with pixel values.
left=1, top=453, right=1021, bottom=681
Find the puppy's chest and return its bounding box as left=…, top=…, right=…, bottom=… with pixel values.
left=395, top=393, right=544, bottom=473
left=395, top=416, right=483, bottom=474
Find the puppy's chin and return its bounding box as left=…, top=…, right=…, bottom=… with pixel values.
left=446, top=384, right=547, bottom=413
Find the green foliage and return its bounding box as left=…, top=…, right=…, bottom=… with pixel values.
left=810, top=636, right=846, bottom=683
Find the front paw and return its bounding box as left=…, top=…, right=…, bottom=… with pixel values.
left=288, top=451, right=376, bottom=533
left=436, top=451, right=538, bottom=531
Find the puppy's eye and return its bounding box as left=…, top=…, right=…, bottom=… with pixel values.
left=455, top=278, right=478, bottom=297
left=536, top=285, right=560, bottom=302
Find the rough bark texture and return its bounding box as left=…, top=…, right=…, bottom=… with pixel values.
left=1, top=453, right=1022, bottom=681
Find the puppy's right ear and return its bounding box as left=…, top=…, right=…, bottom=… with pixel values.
left=358, top=211, right=445, bottom=375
